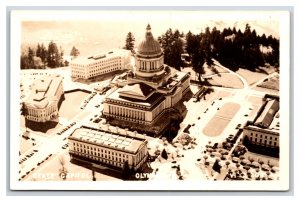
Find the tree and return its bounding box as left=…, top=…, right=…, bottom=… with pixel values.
left=212, top=159, right=221, bottom=174
left=258, top=159, right=265, bottom=167
left=159, top=28, right=184, bottom=70
left=92, top=170, right=96, bottom=181
left=64, top=60, right=69, bottom=67
left=225, top=161, right=230, bottom=169
left=161, top=148, right=168, bottom=160
left=20, top=53, right=29, bottom=69
left=70, top=46, right=80, bottom=57
left=122, top=160, right=131, bottom=180
left=201, top=27, right=214, bottom=66
left=59, top=46, right=64, bottom=66
left=36, top=43, right=42, bottom=59
left=192, top=48, right=205, bottom=82
left=33, top=56, right=44, bottom=69
left=40, top=43, right=48, bottom=63
left=185, top=32, right=205, bottom=82
left=58, top=155, right=68, bottom=180
left=27, top=47, right=35, bottom=68
left=124, top=32, right=135, bottom=53
left=47, top=41, right=61, bottom=68
left=203, top=155, right=208, bottom=163
left=248, top=156, right=255, bottom=165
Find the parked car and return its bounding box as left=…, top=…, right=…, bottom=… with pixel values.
left=235, top=124, right=241, bottom=129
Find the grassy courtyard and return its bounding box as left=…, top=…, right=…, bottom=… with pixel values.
left=203, top=117, right=230, bottom=137
left=236, top=68, right=268, bottom=85
left=205, top=74, right=244, bottom=89
left=202, top=102, right=240, bottom=137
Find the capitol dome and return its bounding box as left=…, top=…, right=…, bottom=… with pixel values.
left=137, top=24, right=162, bottom=56
left=134, top=24, right=165, bottom=78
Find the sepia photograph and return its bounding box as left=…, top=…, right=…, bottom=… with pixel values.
left=10, top=10, right=290, bottom=190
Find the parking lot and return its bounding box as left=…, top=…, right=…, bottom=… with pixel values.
left=59, top=90, right=90, bottom=120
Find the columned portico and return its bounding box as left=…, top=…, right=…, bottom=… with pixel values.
left=108, top=104, right=146, bottom=121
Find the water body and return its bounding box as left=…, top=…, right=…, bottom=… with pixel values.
left=21, top=11, right=279, bottom=56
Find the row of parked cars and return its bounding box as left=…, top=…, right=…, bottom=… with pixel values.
left=56, top=122, right=76, bottom=135
left=19, top=153, right=52, bottom=181
left=90, top=114, right=102, bottom=123
left=37, top=153, right=53, bottom=166
left=19, top=149, right=38, bottom=164
left=80, top=92, right=97, bottom=109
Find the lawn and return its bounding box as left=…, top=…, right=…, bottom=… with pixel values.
left=215, top=90, right=232, bottom=98
left=203, top=62, right=229, bottom=76
left=203, top=102, right=240, bottom=137
left=206, top=74, right=244, bottom=89
left=181, top=63, right=228, bottom=81
left=257, top=75, right=279, bottom=91
left=258, top=65, right=279, bottom=75
left=236, top=68, right=267, bottom=85
left=216, top=102, right=240, bottom=119
left=203, top=117, right=230, bottom=137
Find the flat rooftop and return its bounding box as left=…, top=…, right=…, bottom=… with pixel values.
left=246, top=97, right=280, bottom=133
left=70, top=49, right=130, bottom=66
left=25, top=74, right=62, bottom=108
left=159, top=68, right=189, bottom=90
left=69, top=127, right=146, bottom=154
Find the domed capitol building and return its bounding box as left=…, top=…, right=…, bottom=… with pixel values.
left=103, top=24, right=190, bottom=136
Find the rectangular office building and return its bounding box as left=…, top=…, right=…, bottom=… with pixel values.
left=68, top=126, right=148, bottom=171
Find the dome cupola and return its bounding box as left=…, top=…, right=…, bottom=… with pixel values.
left=134, top=24, right=165, bottom=78
left=137, top=24, right=162, bottom=56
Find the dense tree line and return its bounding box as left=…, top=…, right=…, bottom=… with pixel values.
left=158, top=29, right=185, bottom=70
left=157, top=24, right=279, bottom=81
left=20, top=41, right=74, bottom=69
left=185, top=24, right=279, bottom=73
